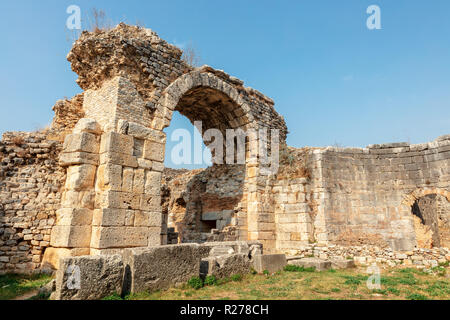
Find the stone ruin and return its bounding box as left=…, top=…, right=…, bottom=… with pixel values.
left=1, top=24, right=449, bottom=279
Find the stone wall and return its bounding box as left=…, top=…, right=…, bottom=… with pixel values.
left=0, top=131, right=65, bottom=273
left=162, top=165, right=245, bottom=243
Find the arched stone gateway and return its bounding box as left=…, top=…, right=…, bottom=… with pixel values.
left=404, top=188, right=450, bottom=248
left=45, top=24, right=287, bottom=265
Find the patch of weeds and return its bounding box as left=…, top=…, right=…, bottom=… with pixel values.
left=438, top=261, right=449, bottom=267
left=387, top=287, right=400, bottom=296
left=102, top=293, right=123, bottom=300
left=231, top=274, right=243, bottom=282
left=342, top=274, right=367, bottom=286
left=284, top=265, right=315, bottom=273
left=0, top=273, right=52, bottom=300
left=406, top=293, right=428, bottom=300
left=331, top=288, right=341, bottom=293
left=187, top=276, right=204, bottom=290
left=204, top=275, right=218, bottom=286
left=328, top=269, right=337, bottom=273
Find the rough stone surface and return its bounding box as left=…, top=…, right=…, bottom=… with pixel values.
left=52, top=254, right=124, bottom=300
left=288, top=258, right=332, bottom=271
left=122, top=244, right=201, bottom=294
left=252, top=254, right=287, bottom=274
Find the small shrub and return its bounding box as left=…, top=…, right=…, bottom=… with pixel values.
left=406, top=293, right=428, bottom=300
left=231, top=274, right=243, bottom=282
left=284, top=265, right=316, bottom=273
left=263, top=270, right=270, bottom=276
left=387, top=287, right=400, bottom=295
left=187, top=277, right=203, bottom=290
left=250, top=268, right=257, bottom=275
left=204, top=275, right=218, bottom=286
left=102, top=293, right=123, bottom=300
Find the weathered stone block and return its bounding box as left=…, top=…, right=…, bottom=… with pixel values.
left=140, top=194, right=161, bottom=212
left=144, top=171, right=162, bottom=195
left=92, top=208, right=128, bottom=227
left=134, top=211, right=162, bottom=227
left=63, top=132, right=99, bottom=154
left=90, top=226, right=150, bottom=249
left=73, top=118, right=102, bottom=135
left=99, top=151, right=138, bottom=168
left=200, top=253, right=251, bottom=279
left=252, top=254, right=286, bottom=274
left=56, top=208, right=93, bottom=226
left=50, top=225, right=92, bottom=248
left=65, top=164, right=97, bottom=191
left=52, top=255, right=124, bottom=300
left=143, top=140, right=165, bottom=162
left=100, top=132, right=134, bottom=155
left=96, top=191, right=141, bottom=210
left=95, top=163, right=122, bottom=191
left=60, top=152, right=99, bottom=167
left=41, top=248, right=90, bottom=270
left=122, top=244, right=201, bottom=294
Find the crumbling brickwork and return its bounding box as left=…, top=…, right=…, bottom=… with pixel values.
left=0, top=131, right=65, bottom=273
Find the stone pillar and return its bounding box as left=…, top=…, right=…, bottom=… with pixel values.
left=91, top=121, right=165, bottom=254
left=44, top=119, right=102, bottom=269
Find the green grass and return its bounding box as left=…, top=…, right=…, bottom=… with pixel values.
left=0, top=273, right=52, bottom=300
left=115, top=267, right=450, bottom=301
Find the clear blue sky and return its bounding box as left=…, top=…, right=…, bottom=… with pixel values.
left=1, top=1, right=449, bottom=168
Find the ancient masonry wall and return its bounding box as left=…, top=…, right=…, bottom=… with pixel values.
left=0, top=131, right=65, bottom=273
left=162, top=165, right=245, bottom=244
left=272, top=136, right=450, bottom=255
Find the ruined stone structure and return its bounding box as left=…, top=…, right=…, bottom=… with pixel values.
left=1, top=24, right=449, bottom=274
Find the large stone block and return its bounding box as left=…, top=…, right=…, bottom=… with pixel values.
left=134, top=211, right=162, bottom=227
left=61, top=190, right=95, bottom=209
left=144, top=171, right=162, bottom=195
left=52, top=255, right=124, bottom=300
left=122, top=244, right=201, bottom=295
left=252, top=254, right=286, bottom=274
left=140, top=194, right=161, bottom=212
left=90, top=226, right=150, bottom=249
left=99, top=152, right=138, bottom=168
left=60, top=152, right=99, bottom=167
left=95, top=163, right=122, bottom=191
left=65, top=164, right=97, bottom=191
left=200, top=253, right=251, bottom=279
left=96, top=190, right=141, bottom=210
left=50, top=225, right=92, bottom=248
left=63, top=132, right=99, bottom=154
left=100, top=132, right=134, bottom=155
left=92, top=208, right=128, bottom=227
left=143, top=140, right=165, bottom=162
left=41, top=248, right=90, bottom=270
left=56, top=208, right=93, bottom=226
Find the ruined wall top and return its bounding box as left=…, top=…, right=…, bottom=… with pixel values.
left=67, top=23, right=288, bottom=140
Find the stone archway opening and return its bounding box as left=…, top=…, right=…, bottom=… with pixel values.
left=412, top=194, right=450, bottom=248
left=161, top=84, right=251, bottom=244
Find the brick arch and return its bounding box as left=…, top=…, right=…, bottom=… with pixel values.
left=402, top=188, right=450, bottom=207
left=153, top=71, right=255, bottom=132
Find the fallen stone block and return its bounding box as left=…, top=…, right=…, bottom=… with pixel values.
left=329, top=257, right=356, bottom=269
left=252, top=254, right=286, bottom=274
left=200, top=253, right=251, bottom=279
left=288, top=258, right=331, bottom=271
left=122, top=244, right=201, bottom=295
left=52, top=255, right=124, bottom=300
